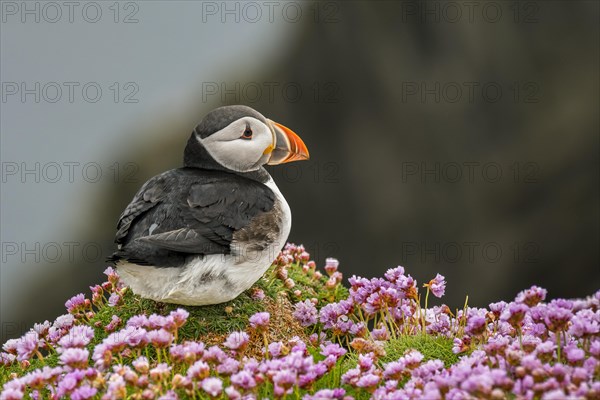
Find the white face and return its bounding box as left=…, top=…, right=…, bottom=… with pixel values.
left=198, top=117, right=275, bottom=172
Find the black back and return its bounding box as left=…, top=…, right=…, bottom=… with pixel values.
left=110, top=168, right=275, bottom=268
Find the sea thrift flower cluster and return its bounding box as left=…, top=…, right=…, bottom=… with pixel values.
left=267, top=244, right=346, bottom=306
left=1, top=246, right=599, bottom=399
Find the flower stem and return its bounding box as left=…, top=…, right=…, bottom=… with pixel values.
left=556, top=330, right=562, bottom=363
left=422, top=288, right=430, bottom=334
left=35, top=349, right=45, bottom=362
left=263, top=332, right=270, bottom=359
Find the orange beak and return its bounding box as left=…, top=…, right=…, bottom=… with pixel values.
left=266, top=119, right=310, bottom=165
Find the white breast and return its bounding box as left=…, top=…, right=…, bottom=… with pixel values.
left=264, top=176, right=292, bottom=247
left=117, top=176, right=291, bottom=306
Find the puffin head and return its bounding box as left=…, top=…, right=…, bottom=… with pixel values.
left=184, top=105, right=309, bottom=172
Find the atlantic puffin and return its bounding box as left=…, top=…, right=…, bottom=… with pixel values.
left=110, top=105, right=309, bottom=305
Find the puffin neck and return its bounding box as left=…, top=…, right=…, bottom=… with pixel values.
left=183, top=134, right=271, bottom=183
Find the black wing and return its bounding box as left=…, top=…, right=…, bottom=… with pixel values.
left=114, top=174, right=168, bottom=246
left=110, top=169, right=275, bottom=268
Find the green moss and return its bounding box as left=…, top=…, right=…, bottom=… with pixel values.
left=90, top=288, right=265, bottom=344
left=326, top=334, right=460, bottom=397
left=261, top=262, right=349, bottom=306
left=0, top=353, right=59, bottom=383
left=382, top=334, right=460, bottom=367
left=339, top=334, right=460, bottom=372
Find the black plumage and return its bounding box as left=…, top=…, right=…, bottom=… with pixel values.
left=110, top=168, right=276, bottom=268
left=194, top=106, right=267, bottom=139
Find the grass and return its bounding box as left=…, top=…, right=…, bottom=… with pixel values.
left=383, top=334, right=460, bottom=367
left=91, top=288, right=265, bottom=342
left=0, top=352, right=59, bottom=383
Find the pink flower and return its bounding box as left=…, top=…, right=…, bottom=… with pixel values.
left=15, top=332, right=40, bottom=361
left=150, top=363, right=171, bottom=380
left=273, top=369, right=296, bottom=394
left=230, top=370, right=257, bottom=390
left=0, top=352, right=16, bottom=366
left=356, top=373, right=380, bottom=388
left=216, top=357, right=240, bottom=375
left=293, top=300, right=318, bottom=327
left=515, top=285, right=547, bottom=306
left=104, top=315, right=122, bottom=332
left=170, top=341, right=205, bottom=363
left=123, top=327, right=149, bottom=348
left=107, top=293, right=121, bottom=307
left=147, top=329, right=173, bottom=348
left=170, top=309, right=189, bottom=328
left=58, top=325, right=94, bottom=349
left=104, top=266, right=120, bottom=286
left=1, top=388, right=24, bottom=400
left=251, top=288, right=265, bottom=300
left=225, top=386, right=241, bottom=400
left=371, top=326, right=389, bottom=341
left=320, top=343, right=347, bottom=359
left=187, top=360, right=210, bottom=380
left=59, top=348, right=89, bottom=368
left=564, top=345, right=585, bottom=365
left=158, top=391, right=178, bottom=400
left=305, top=389, right=347, bottom=400
left=501, top=302, right=529, bottom=328
left=427, top=274, right=446, bottom=298
left=127, top=315, right=149, bottom=328
left=284, top=278, right=296, bottom=289
left=249, top=312, right=270, bottom=329
left=202, top=377, right=223, bottom=397
left=268, top=341, right=285, bottom=358
left=324, top=258, right=339, bottom=276
left=132, top=356, right=150, bottom=374
left=223, top=332, right=249, bottom=351
left=65, top=294, right=87, bottom=313
left=384, top=266, right=406, bottom=283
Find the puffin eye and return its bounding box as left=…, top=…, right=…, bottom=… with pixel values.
left=241, top=127, right=253, bottom=140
